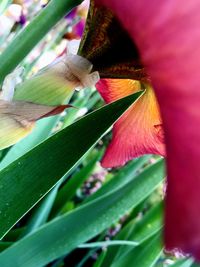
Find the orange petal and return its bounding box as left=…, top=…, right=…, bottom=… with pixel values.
left=96, top=79, right=165, bottom=167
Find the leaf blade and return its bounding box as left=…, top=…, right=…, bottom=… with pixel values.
left=0, top=159, right=164, bottom=267
left=0, top=91, right=143, bottom=238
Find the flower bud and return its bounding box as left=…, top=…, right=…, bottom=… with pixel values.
left=14, top=54, right=99, bottom=105
left=0, top=53, right=99, bottom=149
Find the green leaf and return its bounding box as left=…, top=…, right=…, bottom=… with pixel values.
left=51, top=150, right=102, bottom=216
left=20, top=185, right=60, bottom=237
left=0, top=116, right=60, bottom=170
left=191, top=262, right=200, bottom=267
left=3, top=228, right=25, bottom=242
left=78, top=240, right=138, bottom=248
left=119, top=201, right=163, bottom=248
left=0, top=242, right=12, bottom=253
left=85, top=155, right=151, bottom=203
left=0, top=117, right=61, bottom=236
left=110, top=233, right=162, bottom=267
left=0, top=159, right=164, bottom=267
left=172, top=259, right=194, bottom=267
left=93, top=250, right=107, bottom=267
left=101, top=202, right=163, bottom=266
left=0, top=91, right=143, bottom=238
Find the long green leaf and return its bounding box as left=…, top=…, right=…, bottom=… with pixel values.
left=191, top=263, right=200, bottom=267
left=0, top=116, right=60, bottom=170
left=20, top=185, right=60, bottom=237
left=85, top=155, right=151, bottom=203
left=172, top=259, right=194, bottom=267
left=102, top=202, right=163, bottom=266
left=0, top=159, right=164, bottom=266
left=78, top=240, right=138, bottom=248
left=110, top=233, right=162, bottom=267
left=0, top=91, right=143, bottom=238
left=51, top=150, right=102, bottom=216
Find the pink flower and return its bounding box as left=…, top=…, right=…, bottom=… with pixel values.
left=95, top=0, right=200, bottom=261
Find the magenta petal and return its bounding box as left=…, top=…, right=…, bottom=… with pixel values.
left=96, top=0, right=200, bottom=260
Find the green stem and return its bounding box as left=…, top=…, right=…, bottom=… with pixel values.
left=0, top=0, right=83, bottom=84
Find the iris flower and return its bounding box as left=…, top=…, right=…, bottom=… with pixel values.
left=0, top=54, right=99, bottom=149
left=95, top=0, right=200, bottom=261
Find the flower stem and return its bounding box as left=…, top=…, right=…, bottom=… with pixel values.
left=0, top=0, right=83, bottom=84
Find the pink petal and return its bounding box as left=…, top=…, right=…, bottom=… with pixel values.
left=96, top=0, right=200, bottom=259
left=96, top=79, right=165, bottom=168
left=0, top=100, right=69, bottom=122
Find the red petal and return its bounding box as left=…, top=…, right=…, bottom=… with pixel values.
left=96, top=79, right=165, bottom=168
left=96, top=0, right=200, bottom=260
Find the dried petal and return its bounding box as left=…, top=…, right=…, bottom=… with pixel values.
left=0, top=51, right=99, bottom=149
left=0, top=100, right=69, bottom=149
left=14, top=54, right=99, bottom=105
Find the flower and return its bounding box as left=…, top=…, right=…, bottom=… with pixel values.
left=96, top=79, right=165, bottom=167
left=95, top=0, right=200, bottom=261
left=0, top=53, right=99, bottom=150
